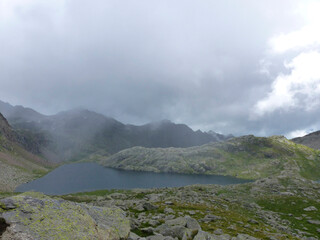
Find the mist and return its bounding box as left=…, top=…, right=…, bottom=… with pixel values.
left=1, top=0, right=319, bottom=137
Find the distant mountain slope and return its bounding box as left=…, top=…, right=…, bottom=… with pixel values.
left=0, top=100, right=45, bottom=123
left=292, top=131, right=320, bottom=150
left=207, top=130, right=234, bottom=142
left=102, top=135, right=320, bottom=180
left=0, top=100, right=229, bottom=162
left=0, top=113, right=52, bottom=192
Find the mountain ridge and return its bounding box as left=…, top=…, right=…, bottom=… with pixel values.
left=292, top=130, right=320, bottom=150
left=0, top=100, right=230, bottom=162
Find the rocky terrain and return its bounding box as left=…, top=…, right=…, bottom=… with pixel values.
left=1, top=174, right=315, bottom=239
left=1, top=102, right=320, bottom=239
left=102, top=135, right=320, bottom=180
left=0, top=113, right=53, bottom=192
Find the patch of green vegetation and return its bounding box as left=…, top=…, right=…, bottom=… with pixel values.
left=131, top=222, right=154, bottom=237
left=216, top=189, right=230, bottom=196
left=0, top=203, right=5, bottom=213
left=61, top=189, right=130, bottom=203
left=257, top=196, right=320, bottom=237
left=68, top=189, right=126, bottom=197
left=132, top=192, right=148, bottom=199
left=0, top=192, right=19, bottom=199
left=31, top=169, right=50, bottom=178
left=157, top=200, right=281, bottom=239
left=132, top=228, right=152, bottom=237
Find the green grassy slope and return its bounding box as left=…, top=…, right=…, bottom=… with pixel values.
left=102, top=135, right=320, bottom=180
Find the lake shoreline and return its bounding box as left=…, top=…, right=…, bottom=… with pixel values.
left=15, top=162, right=252, bottom=195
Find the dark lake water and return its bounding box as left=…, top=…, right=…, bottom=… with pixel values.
left=16, top=163, right=251, bottom=195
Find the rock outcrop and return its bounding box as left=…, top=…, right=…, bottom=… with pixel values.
left=0, top=192, right=130, bottom=240
left=0, top=113, right=15, bottom=142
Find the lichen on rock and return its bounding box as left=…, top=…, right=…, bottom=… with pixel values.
left=0, top=192, right=130, bottom=240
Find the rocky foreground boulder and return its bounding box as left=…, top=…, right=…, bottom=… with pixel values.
left=0, top=192, right=130, bottom=240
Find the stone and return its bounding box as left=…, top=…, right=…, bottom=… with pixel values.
left=0, top=199, right=17, bottom=210
left=185, top=216, right=201, bottom=231
left=155, top=225, right=190, bottom=239
left=194, top=231, right=231, bottom=240
left=166, top=217, right=187, bottom=226
left=193, top=231, right=214, bottom=240
left=143, top=202, right=159, bottom=211
left=130, top=218, right=141, bottom=230
left=188, top=210, right=196, bottom=215
left=280, top=192, right=294, bottom=196
left=154, top=216, right=200, bottom=239
left=134, top=203, right=145, bottom=211
left=96, top=196, right=104, bottom=201
left=201, top=214, right=222, bottom=222
left=164, top=208, right=174, bottom=214
left=214, top=229, right=223, bottom=235
left=303, top=206, right=318, bottom=211
left=248, top=219, right=259, bottom=224
left=147, top=194, right=163, bottom=202
left=307, top=220, right=320, bottom=225
left=109, top=192, right=127, bottom=199
left=128, top=232, right=141, bottom=240
left=164, top=215, right=175, bottom=220
left=149, top=219, right=160, bottom=227
left=142, top=227, right=154, bottom=234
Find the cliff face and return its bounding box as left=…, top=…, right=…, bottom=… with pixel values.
left=0, top=113, right=15, bottom=142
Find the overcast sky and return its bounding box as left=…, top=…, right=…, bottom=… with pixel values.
left=1, top=0, right=320, bottom=137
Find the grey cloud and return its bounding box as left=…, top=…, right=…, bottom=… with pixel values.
left=0, top=0, right=315, bottom=136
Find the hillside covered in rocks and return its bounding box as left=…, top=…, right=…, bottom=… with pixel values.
left=59, top=173, right=320, bottom=239
left=102, top=135, right=320, bottom=180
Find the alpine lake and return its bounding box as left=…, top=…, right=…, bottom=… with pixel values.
left=16, top=162, right=252, bottom=195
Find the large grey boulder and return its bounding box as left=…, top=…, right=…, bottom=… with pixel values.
left=154, top=216, right=201, bottom=239
left=307, top=220, right=320, bottom=225
left=303, top=206, right=318, bottom=212
left=0, top=192, right=130, bottom=240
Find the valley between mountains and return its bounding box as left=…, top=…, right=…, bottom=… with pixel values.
left=0, top=101, right=320, bottom=240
